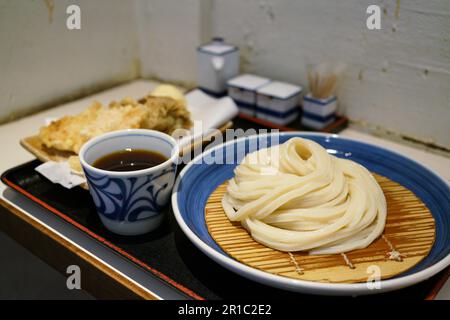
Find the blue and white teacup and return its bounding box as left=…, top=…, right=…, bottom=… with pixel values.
left=79, top=129, right=179, bottom=236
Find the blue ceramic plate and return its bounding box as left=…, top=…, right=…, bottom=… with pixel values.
left=172, top=132, right=450, bottom=295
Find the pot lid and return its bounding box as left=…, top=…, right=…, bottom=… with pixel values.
left=257, top=81, right=302, bottom=99
left=227, top=74, right=271, bottom=91
left=198, top=37, right=238, bottom=55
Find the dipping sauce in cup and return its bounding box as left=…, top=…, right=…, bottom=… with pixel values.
left=79, top=129, right=179, bottom=236
left=93, top=149, right=168, bottom=172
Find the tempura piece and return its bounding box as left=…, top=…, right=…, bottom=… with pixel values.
left=141, top=96, right=192, bottom=133
left=68, top=155, right=82, bottom=173
left=39, top=101, right=147, bottom=153
left=38, top=86, right=193, bottom=157
left=150, top=84, right=187, bottom=106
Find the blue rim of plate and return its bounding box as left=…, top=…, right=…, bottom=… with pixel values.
left=172, top=132, right=450, bottom=295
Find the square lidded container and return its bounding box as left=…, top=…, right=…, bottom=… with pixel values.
left=301, top=94, right=337, bottom=129
left=256, top=81, right=302, bottom=125
left=227, top=74, right=271, bottom=116
left=197, top=38, right=240, bottom=96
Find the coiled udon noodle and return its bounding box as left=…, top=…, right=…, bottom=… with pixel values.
left=222, top=137, right=386, bottom=254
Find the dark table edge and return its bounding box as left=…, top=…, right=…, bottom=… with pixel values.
left=0, top=195, right=159, bottom=300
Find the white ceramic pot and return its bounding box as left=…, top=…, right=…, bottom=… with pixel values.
left=197, top=38, right=240, bottom=96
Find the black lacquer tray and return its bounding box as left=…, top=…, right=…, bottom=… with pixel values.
left=2, top=159, right=448, bottom=300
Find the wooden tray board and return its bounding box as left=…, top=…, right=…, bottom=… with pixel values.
left=205, top=174, right=436, bottom=284
left=20, top=135, right=77, bottom=166
left=237, top=113, right=348, bottom=133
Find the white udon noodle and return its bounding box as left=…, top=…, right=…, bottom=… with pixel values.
left=221, top=137, right=387, bottom=255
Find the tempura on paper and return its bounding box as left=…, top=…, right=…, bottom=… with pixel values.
left=38, top=85, right=193, bottom=172
left=39, top=86, right=192, bottom=153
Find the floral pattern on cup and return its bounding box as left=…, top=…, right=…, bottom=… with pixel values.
left=84, top=164, right=176, bottom=223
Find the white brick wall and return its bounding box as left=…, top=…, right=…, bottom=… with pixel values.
left=0, top=0, right=139, bottom=121
left=211, top=0, right=450, bottom=147
left=1, top=0, right=449, bottom=148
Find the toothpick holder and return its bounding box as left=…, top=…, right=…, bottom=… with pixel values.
left=301, top=93, right=337, bottom=130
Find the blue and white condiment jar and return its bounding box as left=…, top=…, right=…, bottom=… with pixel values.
left=256, top=81, right=302, bottom=125
left=227, top=74, right=271, bottom=116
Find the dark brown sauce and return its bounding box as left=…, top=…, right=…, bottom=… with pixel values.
left=93, top=149, right=167, bottom=172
